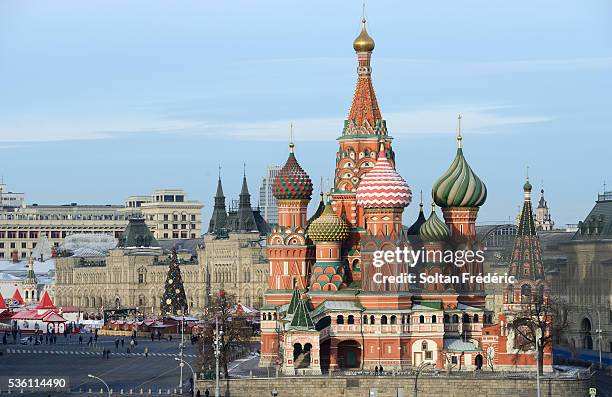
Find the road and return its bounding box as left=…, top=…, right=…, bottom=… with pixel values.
left=0, top=334, right=199, bottom=395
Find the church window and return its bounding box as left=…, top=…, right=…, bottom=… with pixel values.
left=419, top=315, right=425, bottom=324
left=473, top=314, right=479, bottom=323
left=337, top=315, right=344, bottom=325
left=381, top=315, right=388, bottom=325
left=348, top=315, right=355, bottom=324
left=363, top=315, right=368, bottom=324
left=370, top=315, right=375, bottom=325
left=431, top=315, right=437, bottom=324
left=390, top=315, right=397, bottom=324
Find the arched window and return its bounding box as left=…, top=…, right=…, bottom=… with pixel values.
left=381, top=315, right=388, bottom=325
left=390, top=315, right=397, bottom=325
left=337, top=315, right=344, bottom=325
left=463, top=313, right=470, bottom=323
left=521, top=284, right=532, bottom=303
left=473, top=314, right=479, bottom=323
left=419, top=315, right=425, bottom=324
left=363, top=315, right=368, bottom=325
left=347, top=315, right=354, bottom=324
left=452, top=314, right=459, bottom=323
left=370, top=315, right=375, bottom=325
left=432, top=315, right=437, bottom=324
left=507, top=285, right=514, bottom=303
left=444, top=314, right=450, bottom=323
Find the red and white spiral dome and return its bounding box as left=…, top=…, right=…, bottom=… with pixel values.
left=356, top=147, right=412, bottom=208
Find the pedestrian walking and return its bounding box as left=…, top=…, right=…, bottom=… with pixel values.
left=115, top=339, right=119, bottom=351
left=151, top=333, right=154, bottom=342
left=379, top=365, right=384, bottom=375
left=374, top=366, right=379, bottom=375
left=106, top=348, right=110, bottom=359
left=102, top=349, right=106, bottom=359
left=79, top=335, right=83, bottom=344
left=121, top=338, right=124, bottom=347
left=144, top=347, right=149, bottom=358
left=204, top=388, right=209, bottom=397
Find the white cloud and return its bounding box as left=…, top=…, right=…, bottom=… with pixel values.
left=0, top=106, right=551, bottom=144
left=213, top=106, right=552, bottom=141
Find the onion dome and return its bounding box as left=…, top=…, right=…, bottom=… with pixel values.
left=432, top=116, right=487, bottom=208
left=273, top=143, right=313, bottom=200
left=419, top=203, right=450, bottom=242
left=307, top=202, right=350, bottom=242
left=524, top=179, right=532, bottom=192
left=307, top=190, right=325, bottom=225
left=353, top=18, right=375, bottom=52
left=356, top=144, right=412, bottom=208
left=407, top=201, right=426, bottom=236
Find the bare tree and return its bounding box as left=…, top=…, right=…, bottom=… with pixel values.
left=508, top=295, right=569, bottom=375
left=196, top=290, right=254, bottom=377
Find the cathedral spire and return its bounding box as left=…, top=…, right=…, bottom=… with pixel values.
left=208, top=170, right=228, bottom=234
left=344, top=14, right=384, bottom=136
left=509, top=177, right=544, bottom=280
left=237, top=172, right=258, bottom=232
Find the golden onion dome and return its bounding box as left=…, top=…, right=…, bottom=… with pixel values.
left=307, top=202, right=349, bottom=242
left=353, top=18, right=375, bottom=52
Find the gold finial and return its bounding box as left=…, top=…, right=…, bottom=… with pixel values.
left=431, top=200, right=436, bottom=213
left=353, top=7, right=375, bottom=52
left=457, top=113, right=463, bottom=149
left=289, top=122, right=295, bottom=153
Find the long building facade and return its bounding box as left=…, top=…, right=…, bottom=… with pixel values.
left=0, top=187, right=202, bottom=261
left=258, top=18, right=545, bottom=374
left=54, top=177, right=268, bottom=316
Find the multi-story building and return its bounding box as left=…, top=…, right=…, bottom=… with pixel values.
left=0, top=187, right=202, bottom=261
left=259, top=166, right=282, bottom=226
left=552, top=191, right=612, bottom=357
left=54, top=176, right=269, bottom=316
left=0, top=182, right=25, bottom=208
left=54, top=217, right=203, bottom=316
left=125, top=189, right=203, bottom=240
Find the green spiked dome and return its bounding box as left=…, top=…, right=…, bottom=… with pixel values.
left=307, top=201, right=349, bottom=242
left=523, top=178, right=532, bottom=192
left=432, top=119, right=487, bottom=208
left=419, top=203, right=450, bottom=242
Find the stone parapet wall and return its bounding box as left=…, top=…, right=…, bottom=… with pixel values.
left=195, top=376, right=590, bottom=397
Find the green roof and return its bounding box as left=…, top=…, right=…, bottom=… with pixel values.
left=311, top=300, right=364, bottom=317
left=413, top=300, right=442, bottom=310
left=118, top=217, right=159, bottom=248
left=288, top=300, right=315, bottom=330
left=287, top=287, right=301, bottom=315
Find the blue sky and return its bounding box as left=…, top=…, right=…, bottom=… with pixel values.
left=0, top=1, right=610, bottom=226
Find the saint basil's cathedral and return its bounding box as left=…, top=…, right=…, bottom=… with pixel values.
left=258, top=17, right=551, bottom=374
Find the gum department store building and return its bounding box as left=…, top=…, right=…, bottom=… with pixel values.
left=258, top=18, right=550, bottom=374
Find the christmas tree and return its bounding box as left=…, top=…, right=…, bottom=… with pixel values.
left=160, top=248, right=188, bottom=316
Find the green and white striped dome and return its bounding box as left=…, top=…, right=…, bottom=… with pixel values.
left=419, top=204, right=450, bottom=242
left=432, top=141, right=487, bottom=208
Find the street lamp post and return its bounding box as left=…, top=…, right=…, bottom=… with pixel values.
left=214, top=316, right=223, bottom=397
left=413, top=361, right=431, bottom=397
left=595, top=310, right=603, bottom=369
left=175, top=357, right=196, bottom=393
left=535, top=328, right=542, bottom=397
left=87, top=374, right=110, bottom=397
left=179, top=313, right=185, bottom=393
